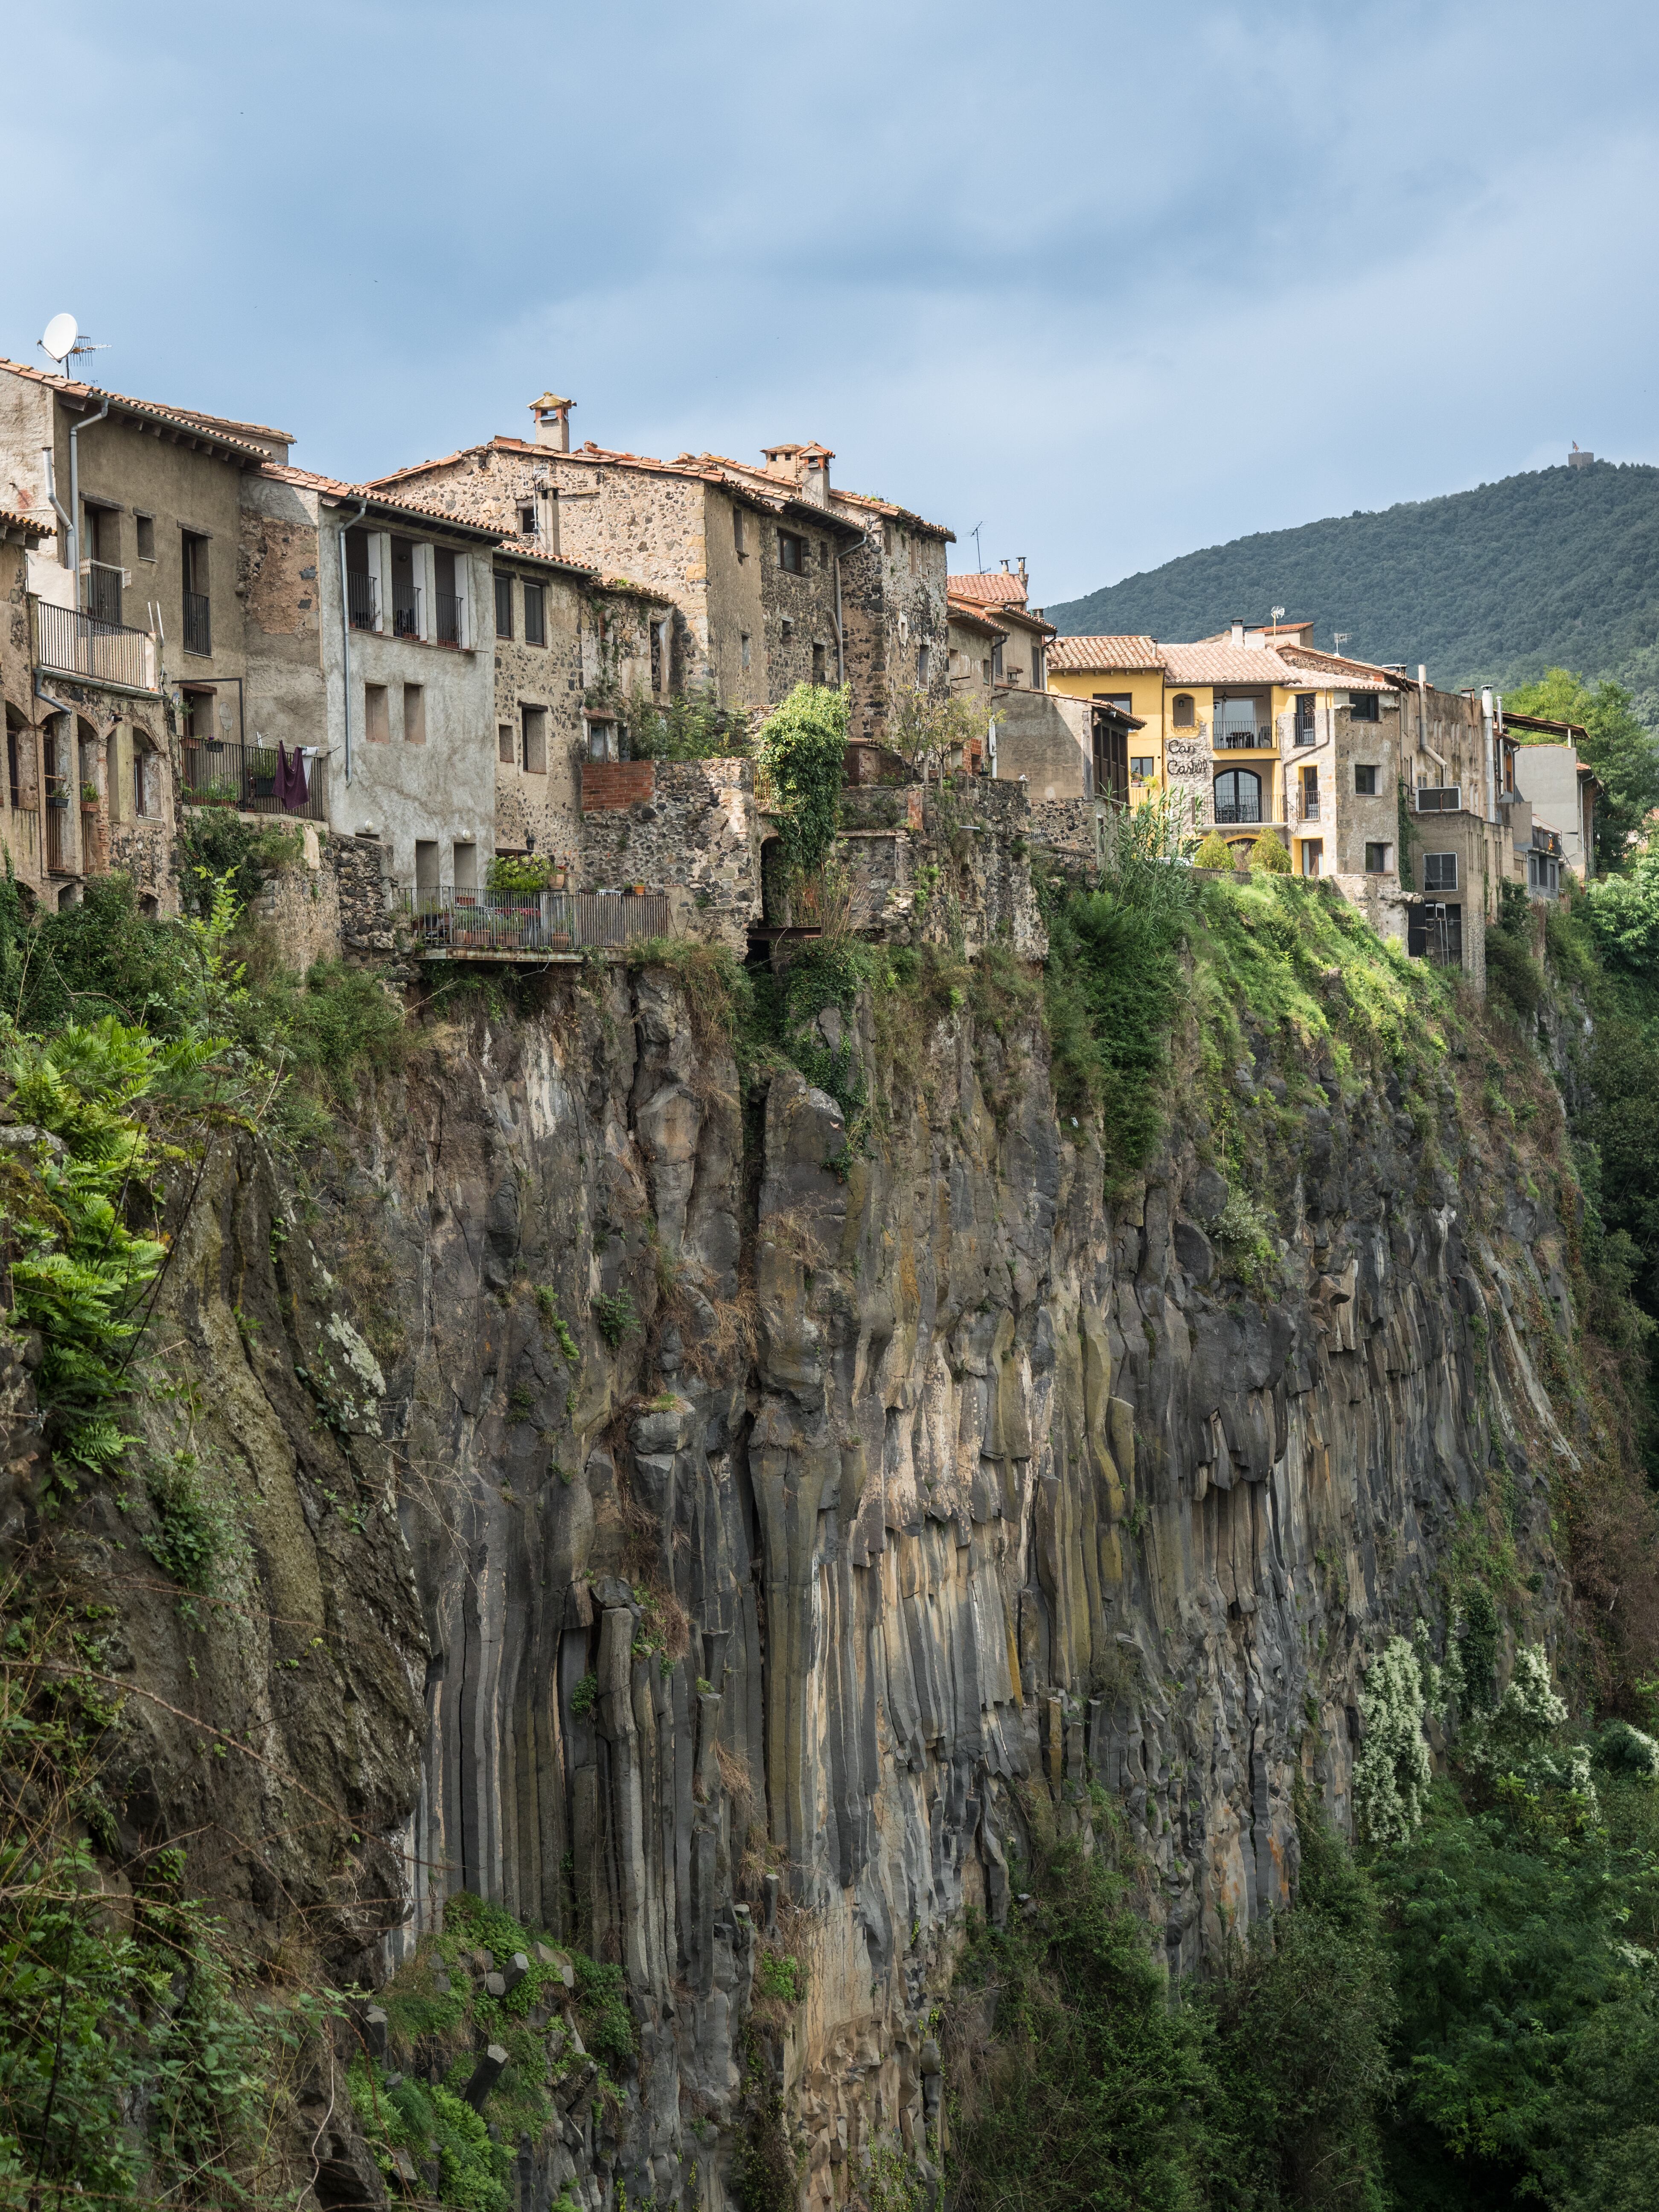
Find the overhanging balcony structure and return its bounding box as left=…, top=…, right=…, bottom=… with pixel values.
left=33, top=597, right=159, bottom=695
left=396, top=887, right=670, bottom=963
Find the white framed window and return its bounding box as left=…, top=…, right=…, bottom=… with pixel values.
left=1424, top=852, right=1458, bottom=892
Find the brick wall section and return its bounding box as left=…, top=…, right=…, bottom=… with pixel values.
left=582, top=760, right=656, bottom=812
left=577, top=758, right=759, bottom=952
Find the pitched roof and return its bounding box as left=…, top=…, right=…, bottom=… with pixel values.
left=0, top=359, right=276, bottom=463
left=946, top=596, right=1008, bottom=637
left=827, top=483, right=954, bottom=541
left=1272, top=646, right=1401, bottom=692
left=0, top=505, right=52, bottom=542
left=1047, top=634, right=1161, bottom=672
left=948, top=571, right=1028, bottom=606
left=1501, top=708, right=1589, bottom=741
left=1158, top=643, right=1300, bottom=685
left=259, top=462, right=513, bottom=541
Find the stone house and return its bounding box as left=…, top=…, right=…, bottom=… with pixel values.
left=238, top=466, right=504, bottom=895
left=1502, top=710, right=1599, bottom=881
left=1, top=505, right=54, bottom=901
left=369, top=396, right=955, bottom=745
left=490, top=544, right=675, bottom=876
left=0, top=359, right=288, bottom=910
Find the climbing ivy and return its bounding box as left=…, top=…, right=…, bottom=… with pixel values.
left=757, top=684, right=849, bottom=885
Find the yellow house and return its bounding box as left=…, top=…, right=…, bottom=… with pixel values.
left=1045, top=622, right=1388, bottom=875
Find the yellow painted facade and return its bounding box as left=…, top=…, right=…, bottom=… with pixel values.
left=1048, top=657, right=1340, bottom=871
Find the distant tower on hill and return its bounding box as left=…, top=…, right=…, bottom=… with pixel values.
left=1569, top=442, right=1594, bottom=468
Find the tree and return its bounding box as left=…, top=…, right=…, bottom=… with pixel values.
left=885, top=685, right=984, bottom=782
left=1505, top=668, right=1659, bottom=869
left=757, top=684, right=849, bottom=884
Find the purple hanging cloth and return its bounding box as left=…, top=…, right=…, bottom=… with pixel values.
left=277, top=742, right=309, bottom=814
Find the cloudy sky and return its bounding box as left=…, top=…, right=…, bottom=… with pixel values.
left=5, top=0, right=1655, bottom=605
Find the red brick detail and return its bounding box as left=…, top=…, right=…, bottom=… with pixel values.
left=581, top=760, right=656, bottom=812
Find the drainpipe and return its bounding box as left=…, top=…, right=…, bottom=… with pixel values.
left=832, top=538, right=853, bottom=685
left=337, top=498, right=368, bottom=784
left=66, top=395, right=112, bottom=609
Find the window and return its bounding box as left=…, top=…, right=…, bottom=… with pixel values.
left=403, top=684, right=425, bottom=744
left=365, top=684, right=390, bottom=743
left=518, top=504, right=537, bottom=538
left=453, top=842, right=477, bottom=891
left=818, top=539, right=829, bottom=567
left=1424, top=852, right=1458, bottom=892
left=740, top=632, right=751, bottom=671
left=1365, top=842, right=1392, bottom=873
left=499, top=723, right=515, bottom=765
left=1300, top=764, right=1319, bottom=820
left=1354, top=765, right=1378, bottom=795
left=135, top=513, right=155, bottom=562
left=812, top=642, right=826, bottom=684
left=733, top=508, right=748, bottom=559
left=1347, top=690, right=1380, bottom=722
left=917, top=645, right=929, bottom=685
left=1301, top=839, right=1323, bottom=878
left=523, top=582, right=546, bottom=647
left=495, top=574, right=514, bottom=639
left=780, top=617, right=794, bottom=640
left=1529, top=851, right=1561, bottom=894
left=1130, top=756, right=1156, bottom=780
left=1408, top=902, right=1462, bottom=963
left=1415, top=785, right=1462, bottom=812
left=586, top=717, right=619, bottom=763
left=651, top=619, right=667, bottom=693
left=132, top=736, right=158, bottom=819
left=991, top=641, right=1004, bottom=681
left=778, top=531, right=807, bottom=573
left=1031, top=644, right=1044, bottom=690
left=414, top=839, right=439, bottom=892
left=1213, top=767, right=1262, bottom=824
left=981, top=658, right=991, bottom=684
left=1171, top=693, right=1195, bottom=728
left=181, top=531, right=210, bottom=655
left=522, top=705, right=547, bottom=774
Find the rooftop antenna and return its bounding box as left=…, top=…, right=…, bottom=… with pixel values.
left=1333, top=631, right=1350, bottom=655
left=1271, top=604, right=1285, bottom=629
left=38, top=313, right=109, bottom=378
left=969, top=521, right=984, bottom=570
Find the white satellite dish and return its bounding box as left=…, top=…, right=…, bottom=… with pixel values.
left=41, top=313, right=78, bottom=364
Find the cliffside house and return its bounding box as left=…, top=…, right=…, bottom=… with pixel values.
left=0, top=359, right=290, bottom=909
left=367, top=394, right=955, bottom=746
left=1501, top=707, right=1600, bottom=883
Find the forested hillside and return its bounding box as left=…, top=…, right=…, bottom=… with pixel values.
left=1050, top=460, right=1659, bottom=720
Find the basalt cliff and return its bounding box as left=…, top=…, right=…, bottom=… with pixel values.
left=1, top=892, right=1589, bottom=2212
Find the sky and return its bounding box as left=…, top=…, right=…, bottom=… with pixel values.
left=5, top=0, right=1657, bottom=606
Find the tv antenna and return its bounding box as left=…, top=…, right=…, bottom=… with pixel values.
left=969, top=521, right=984, bottom=570
left=1333, top=631, right=1350, bottom=655
left=38, top=314, right=109, bottom=376
left=1271, top=604, right=1285, bottom=627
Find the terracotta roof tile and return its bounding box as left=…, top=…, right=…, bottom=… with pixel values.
left=259, top=462, right=512, bottom=540
left=0, top=505, right=52, bottom=540
left=1157, top=644, right=1299, bottom=685
left=946, top=597, right=1008, bottom=637
left=0, top=359, right=274, bottom=462
left=1047, top=635, right=1161, bottom=672
left=948, top=571, right=1028, bottom=606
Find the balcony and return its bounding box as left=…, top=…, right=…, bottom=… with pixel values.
left=183, top=591, right=211, bottom=657
left=1214, top=800, right=1263, bottom=824
left=434, top=590, right=463, bottom=647
left=1300, top=797, right=1321, bottom=821
left=1215, top=726, right=1274, bottom=750
left=396, top=888, right=670, bottom=962
left=34, top=600, right=157, bottom=693
left=179, top=738, right=327, bottom=822
left=392, top=583, right=421, bottom=640
left=84, top=560, right=123, bottom=626
left=347, top=573, right=378, bottom=631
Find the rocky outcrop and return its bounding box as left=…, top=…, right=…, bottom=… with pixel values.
left=20, top=935, right=1578, bottom=2211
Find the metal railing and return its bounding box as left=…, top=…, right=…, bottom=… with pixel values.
left=397, top=888, right=670, bottom=954
left=84, top=560, right=123, bottom=626
left=1215, top=726, right=1274, bottom=749
left=434, top=590, right=463, bottom=647
left=183, top=590, right=211, bottom=656
left=1300, top=796, right=1321, bottom=821
left=392, top=583, right=421, bottom=639
left=347, top=573, right=378, bottom=631
left=35, top=600, right=157, bottom=692
left=1214, top=800, right=1263, bottom=824
left=180, top=739, right=328, bottom=821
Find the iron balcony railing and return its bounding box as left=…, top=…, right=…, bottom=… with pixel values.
left=1214, top=800, right=1263, bottom=824
left=84, top=560, right=123, bottom=626
left=1300, top=796, right=1321, bottom=821
left=347, top=573, right=378, bottom=631
left=392, top=583, right=421, bottom=639
left=179, top=738, right=328, bottom=822
left=1215, top=726, right=1275, bottom=749
left=434, top=590, right=463, bottom=646
left=397, top=888, right=670, bottom=955
left=183, top=591, right=211, bottom=657
left=35, top=600, right=157, bottom=692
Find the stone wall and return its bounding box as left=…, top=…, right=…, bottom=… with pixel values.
left=576, top=757, right=761, bottom=950
left=494, top=558, right=585, bottom=871
left=836, top=523, right=952, bottom=744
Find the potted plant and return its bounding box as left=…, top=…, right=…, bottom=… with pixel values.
left=247, top=749, right=279, bottom=800
left=80, top=781, right=99, bottom=810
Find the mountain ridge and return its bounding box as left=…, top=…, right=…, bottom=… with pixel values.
left=1047, top=460, right=1659, bottom=718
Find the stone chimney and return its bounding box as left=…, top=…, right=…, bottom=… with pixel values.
left=530, top=393, right=575, bottom=451
left=760, top=443, right=804, bottom=484
left=797, top=442, right=834, bottom=506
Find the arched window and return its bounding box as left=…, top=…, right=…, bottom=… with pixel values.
left=1214, top=768, right=1261, bottom=825
left=1171, top=693, right=1195, bottom=728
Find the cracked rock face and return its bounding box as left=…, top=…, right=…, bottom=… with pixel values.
left=25, top=964, right=1568, bottom=2210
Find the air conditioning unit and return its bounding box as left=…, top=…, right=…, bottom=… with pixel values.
left=1414, top=785, right=1462, bottom=812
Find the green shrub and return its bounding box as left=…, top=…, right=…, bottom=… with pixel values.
left=175, top=810, right=301, bottom=918
left=591, top=1290, right=638, bottom=1348
left=573, top=1954, right=636, bottom=2074
left=1192, top=830, right=1234, bottom=870
left=486, top=852, right=550, bottom=896
left=1248, top=828, right=1291, bottom=873
left=757, top=684, right=849, bottom=883
left=570, top=1672, right=600, bottom=1719
left=1042, top=885, right=1188, bottom=1176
